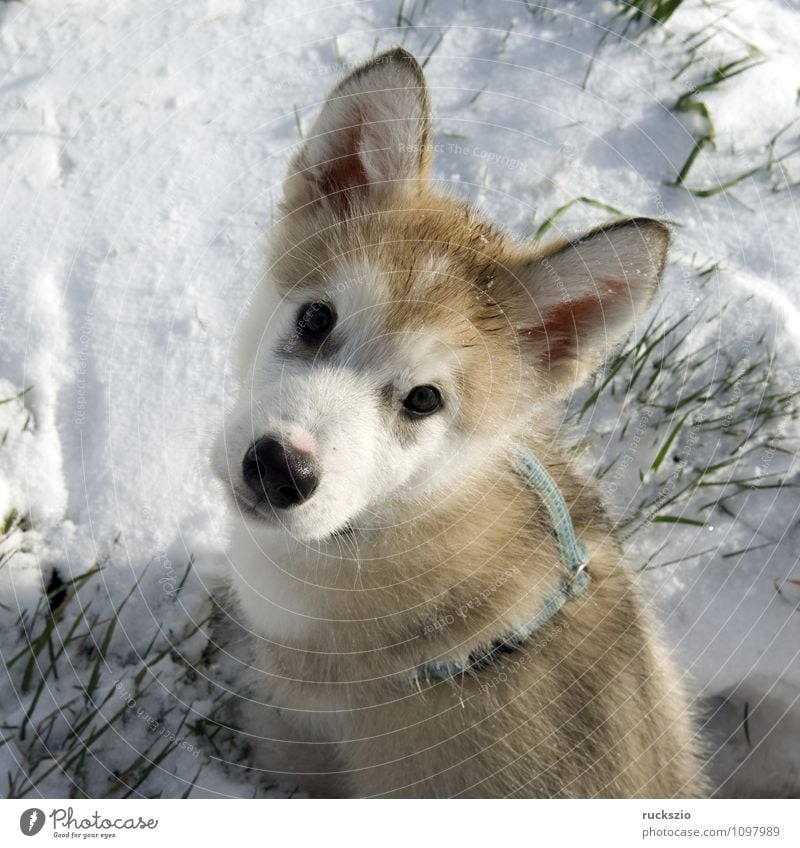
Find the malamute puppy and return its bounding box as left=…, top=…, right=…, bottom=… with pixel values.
left=212, top=48, right=706, bottom=798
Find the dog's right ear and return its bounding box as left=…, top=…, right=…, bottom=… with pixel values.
left=284, top=48, right=431, bottom=214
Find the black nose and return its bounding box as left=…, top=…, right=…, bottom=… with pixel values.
left=242, top=437, right=319, bottom=509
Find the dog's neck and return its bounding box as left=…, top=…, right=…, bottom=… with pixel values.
left=230, top=436, right=611, bottom=661
left=414, top=443, right=591, bottom=680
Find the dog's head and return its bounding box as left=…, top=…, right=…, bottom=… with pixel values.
left=212, top=48, right=669, bottom=542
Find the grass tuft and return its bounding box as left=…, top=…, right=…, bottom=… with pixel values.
left=614, top=0, right=687, bottom=31
left=572, top=275, right=800, bottom=567
left=670, top=53, right=764, bottom=189
left=532, top=196, right=627, bottom=241
left=1, top=543, right=248, bottom=798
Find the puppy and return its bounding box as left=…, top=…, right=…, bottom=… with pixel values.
left=212, top=48, right=706, bottom=798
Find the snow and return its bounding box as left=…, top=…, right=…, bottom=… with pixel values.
left=0, top=0, right=798, bottom=797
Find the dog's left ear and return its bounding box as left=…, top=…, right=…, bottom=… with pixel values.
left=512, top=218, right=669, bottom=394
left=285, top=48, right=431, bottom=214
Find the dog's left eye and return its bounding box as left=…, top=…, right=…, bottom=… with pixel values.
left=403, top=385, right=441, bottom=416
left=297, top=302, right=335, bottom=342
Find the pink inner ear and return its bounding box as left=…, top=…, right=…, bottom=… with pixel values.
left=317, top=112, right=368, bottom=212
left=522, top=277, right=627, bottom=369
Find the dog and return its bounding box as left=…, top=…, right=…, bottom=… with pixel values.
left=211, top=48, right=706, bottom=797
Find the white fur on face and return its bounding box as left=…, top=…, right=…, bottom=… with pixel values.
left=212, top=260, right=477, bottom=542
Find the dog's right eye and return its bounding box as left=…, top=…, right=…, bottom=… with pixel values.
left=297, top=302, right=335, bottom=342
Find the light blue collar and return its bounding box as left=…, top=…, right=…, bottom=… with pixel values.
left=416, top=444, right=590, bottom=682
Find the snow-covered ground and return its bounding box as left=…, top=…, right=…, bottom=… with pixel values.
left=0, top=0, right=798, bottom=798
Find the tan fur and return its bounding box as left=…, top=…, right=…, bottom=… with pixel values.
left=233, top=49, right=707, bottom=798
